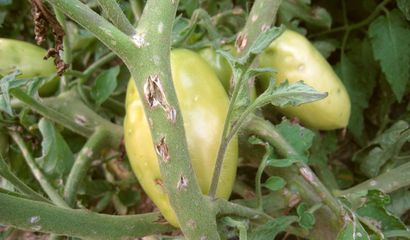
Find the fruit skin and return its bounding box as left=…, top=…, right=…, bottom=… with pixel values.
left=198, top=46, right=234, bottom=92
left=258, top=30, right=351, bottom=130
left=0, top=38, right=58, bottom=96
left=199, top=46, right=257, bottom=100
left=124, top=49, right=238, bottom=227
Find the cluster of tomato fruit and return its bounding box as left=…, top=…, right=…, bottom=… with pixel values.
left=0, top=30, right=350, bottom=227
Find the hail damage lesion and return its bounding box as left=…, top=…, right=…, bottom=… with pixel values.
left=235, top=32, right=248, bottom=53
left=177, top=175, right=188, bottom=191
left=143, top=75, right=177, bottom=123
left=155, top=136, right=170, bottom=163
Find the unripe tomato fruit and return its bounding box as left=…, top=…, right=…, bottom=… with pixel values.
left=258, top=30, right=351, bottom=130
left=199, top=46, right=257, bottom=100
left=0, top=39, right=58, bottom=96
left=124, top=49, right=238, bottom=227
left=198, top=46, right=234, bottom=92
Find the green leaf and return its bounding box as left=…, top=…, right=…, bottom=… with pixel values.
left=258, top=80, right=328, bottom=108
left=179, top=0, right=199, bottom=17
left=91, top=66, right=120, bottom=106
left=266, top=158, right=299, bottom=168
left=0, top=70, right=21, bottom=116
left=278, top=0, right=332, bottom=30
left=263, top=176, right=286, bottom=192
left=248, top=216, right=297, bottom=240
left=356, top=190, right=408, bottom=232
left=368, top=9, right=410, bottom=101
left=397, top=0, right=410, bottom=21
left=247, top=26, right=285, bottom=56
left=295, top=203, right=315, bottom=229
left=336, top=220, right=370, bottom=240
left=36, top=118, right=74, bottom=179
left=276, top=119, right=315, bottom=157
left=387, top=189, right=410, bottom=216
left=312, top=38, right=339, bottom=58
left=335, top=38, right=378, bottom=141
left=353, top=120, right=409, bottom=177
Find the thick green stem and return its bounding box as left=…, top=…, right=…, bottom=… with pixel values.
left=128, top=0, right=220, bottom=238
left=96, top=0, right=135, bottom=35
left=0, top=192, right=174, bottom=239
left=336, top=161, right=410, bottom=197
left=8, top=131, right=69, bottom=208
left=209, top=0, right=283, bottom=199
left=235, top=0, right=282, bottom=55
left=64, top=128, right=111, bottom=207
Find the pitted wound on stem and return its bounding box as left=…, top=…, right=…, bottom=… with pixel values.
left=132, top=31, right=149, bottom=48
left=177, top=175, right=188, bottom=191
left=299, top=167, right=316, bottom=185
left=261, top=23, right=270, bottom=32
left=155, top=136, right=170, bottom=163
left=144, top=75, right=177, bottom=123
left=200, top=236, right=208, bottom=240
left=235, top=32, right=248, bottom=52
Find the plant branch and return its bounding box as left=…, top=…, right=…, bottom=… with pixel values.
left=45, top=0, right=136, bottom=64
left=214, top=198, right=272, bottom=220
left=0, top=192, right=174, bottom=239
left=10, top=88, right=94, bottom=137
left=336, top=161, right=410, bottom=197
left=246, top=115, right=345, bottom=239
left=209, top=0, right=283, bottom=199
left=309, top=0, right=392, bottom=38
left=0, top=154, right=51, bottom=203
left=96, top=0, right=135, bottom=35
left=8, top=130, right=69, bottom=208
left=64, top=128, right=111, bottom=207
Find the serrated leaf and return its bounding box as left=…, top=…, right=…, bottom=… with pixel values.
left=276, top=119, right=315, bottom=157
left=279, top=0, right=332, bottom=30
left=258, top=80, right=327, bottom=108
left=0, top=70, right=25, bottom=116
left=353, top=121, right=409, bottom=177
left=335, top=37, right=378, bottom=141
left=336, top=221, right=370, bottom=240
left=248, top=216, right=297, bottom=240
left=397, top=0, right=410, bottom=21
left=91, top=66, right=120, bottom=106
left=36, top=118, right=74, bottom=179
left=247, top=26, right=285, bottom=56
left=264, top=176, right=286, bottom=191
left=356, top=190, right=408, bottom=232
left=368, top=9, right=410, bottom=101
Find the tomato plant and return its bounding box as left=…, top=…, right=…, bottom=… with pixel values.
left=124, top=49, right=238, bottom=226
left=0, top=0, right=409, bottom=240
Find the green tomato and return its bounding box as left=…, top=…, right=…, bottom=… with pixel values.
left=0, top=38, right=58, bottom=96
left=258, top=30, right=351, bottom=130
left=199, top=46, right=257, bottom=100
left=198, top=46, right=234, bottom=92
left=124, top=49, right=238, bottom=227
